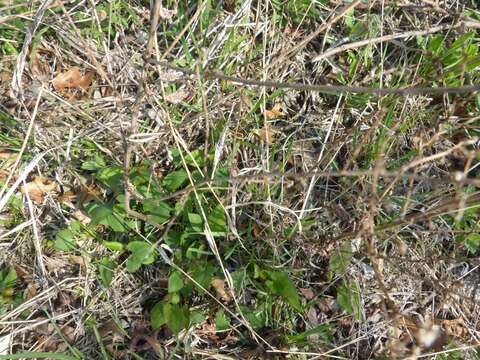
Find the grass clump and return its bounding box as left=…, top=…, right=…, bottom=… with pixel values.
left=0, top=0, right=480, bottom=359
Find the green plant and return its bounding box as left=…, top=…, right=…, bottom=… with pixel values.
left=0, top=267, right=16, bottom=305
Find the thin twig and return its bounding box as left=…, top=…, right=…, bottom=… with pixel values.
left=147, top=59, right=480, bottom=95
left=313, top=21, right=475, bottom=62
left=147, top=0, right=162, bottom=55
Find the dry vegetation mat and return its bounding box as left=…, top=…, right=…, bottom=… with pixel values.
left=1, top=0, right=480, bottom=359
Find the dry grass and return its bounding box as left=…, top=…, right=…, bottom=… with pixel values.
left=1, top=0, right=480, bottom=359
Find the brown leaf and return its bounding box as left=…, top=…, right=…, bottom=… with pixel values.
left=58, top=190, right=77, bottom=204
left=25, top=283, right=38, bottom=300
left=31, top=55, right=49, bottom=77
left=164, top=88, right=191, bottom=104
left=441, top=318, right=468, bottom=339
left=52, top=67, right=94, bottom=92
left=264, top=103, right=284, bottom=119
left=299, top=288, right=316, bottom=300
left=76, top=183, right=102, bottom=205
left=159, top=6, right=177, bottom=20
left=254, top=125, right=281, bottom=144
left=211, top=277, right=232, bottom=302
left=0, top=71, right=11, bottom=84
left=20, top=176, right=58, bottom=204
left=69, top=255, right=88, bottom=269
left=0, top=150, right=16, bottom=161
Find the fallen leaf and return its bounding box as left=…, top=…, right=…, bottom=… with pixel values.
left=0, top=71, right=11, bottom=82
left=25, top=282, right=39, bottom=300
left=52, top=67, right=94, bottom=92
left=61, top=325, right=76, bottom=342
left=211, top=277, right=232, bottom=302
left=300, top=288, right=316, bottom=300
left=0, top=150, right=16, bottom=161
left=76, top=183, right=102, bottom=205
left=441, top=318, right=468, bottom=339
left=20, top=176, right=58, bottom=204
left=58, top=190, right=77, bottom=204
left=158, top=69, right=182, bottom=82
left=254, top=125, right=281, bottom=144
left=69, top=255, right=88, bottom=269
left=264, top=103, right=284, bottom=119
left=159, top=5, right=177, bottom=20
left=31, top=54, right=49, bottom=78
left=164, top=88, right=191, bottom=104
left=13, top=265, right=28, bottom=280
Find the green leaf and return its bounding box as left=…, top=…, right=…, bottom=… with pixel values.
left=266, top=271, right=302, bottom=312
left=287, top=324, right=333, bottom=344
left=81, top=155, right=106, bottom=171
left=207, top=204, right=227, bottom=234
left=215, top=309, right=230, bottom=331
left=190, top=310, right=206, bottom=325
left=86, top=202, right=129, bottom=232
left=337, top=280, right=362, bottom=320
left=329, top=241, right=353, bottom=277
left=143, top=200, right=171, bottom=224
left=465, top=233, right=480, bottom=253
left=169, top=292, right=181, bottom=304
left=191, top=262, right=216, bottom=291
left=54, top=229, right=76, bottom=251
left=102, top=241, right=124, bottom=252
left=151, top=301, right=165, bottom=329
left=162, top=169, right=188, bottom=192
left=96, top=166, right=123, bottom=192
left=240, top=304, right=267, bottom=329
left=85, top=202, right=110, bottom=224
left=125, top=241, right=156, bottom=272
left=188, top=213, right=203, bottom=231
left=0, top=267, right=17, bottom=293
left=164, top=303, right=190, bottom=334
left=98, top=258, right=116, bottom=288
left=126, top=241, right=150, bottom=253
left=168, top=271, right=184, bottom=293
left=126, top=256, right=142, bottom=273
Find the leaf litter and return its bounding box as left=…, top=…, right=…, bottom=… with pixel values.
left=52, top=66, right=94, bottom=93
left=20, top=176, right=58, bottom=204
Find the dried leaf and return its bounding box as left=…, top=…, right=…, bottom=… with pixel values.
left=264, top=103, right=284, bottom=119
left=158, top=69, right=182, bottom=82
left=441, top=318, right=467, bottom=338
left=0, top=71, right=11, bottom=82
left=69, top=255, right=88, bottom=268
left=0, top=150, right=16, bottom=161
left=254, top=125, right=281, bottom=144
left=159, top=6, right=177, bottom=20
left=25, top=282, right=39, bottom=300
left=52, top=67, right=94, bottom=92
left=300, top=287, right=316, bottom=300
left=58, top=190, right=77, bottom=204
left=31, top=55, right=49, bottom=77
left=164, top=88, right=191, bottom=104
left=211, top=277, right=232, bottom=302
left=20, top=176, right=58, bottom=204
